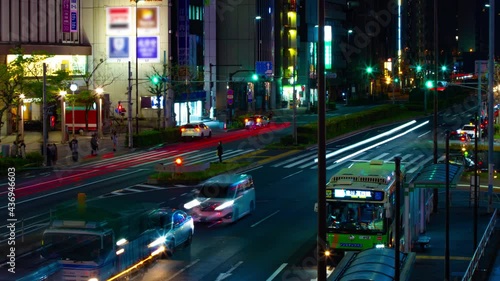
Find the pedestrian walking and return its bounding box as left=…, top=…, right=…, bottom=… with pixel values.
left=90, top=133, right=99, bottom=156
left=46, top=144, right=53, bottom=166
left=51, top=143, right=58, bottom=166
left=69, top=136, right=79, bottom=162
left=111, top=131, right=118, bottom=152
left=19, top=139, right=26, bottom=159
left=216, top=141, right=223, bottom=163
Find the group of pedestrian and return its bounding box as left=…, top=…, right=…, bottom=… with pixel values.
left=12, top=138, right=26, bottom=159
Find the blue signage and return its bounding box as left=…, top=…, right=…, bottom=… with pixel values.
left=109, top=37, right=129, bottom=59
left=137, top=36, right=158, bottom=60
left=256, top=61, right=273, bottom=75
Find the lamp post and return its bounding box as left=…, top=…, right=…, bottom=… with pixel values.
left=70, top=83, right=78, bottom=137
left=134, top=0, right=143, bottom=135
left=95, top=87, right=104, bottom=139
left=59, top=90, right=67, bottom=143
left=19, top=94, right=25, bottom=140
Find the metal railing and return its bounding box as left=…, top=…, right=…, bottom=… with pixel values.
left=461, top=208, right=498, bottom=281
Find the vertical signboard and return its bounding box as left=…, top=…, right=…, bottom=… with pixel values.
left=70, top=0, right=78, bottom=32
left=177, top=0, right=190, bottom=66
left=62, top=0, right=70, bottom=32
left=325, top=25, right=332, bottom=70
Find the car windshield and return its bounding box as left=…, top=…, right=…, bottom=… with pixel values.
left=462, top=126, right=475, bottom=130
left=149, top=211, right=173, bottom=229
left=327, top=202, right=386, bottom=233
left=199, top=184, right=235, bottom=198
left=41, top=232, right=104, bottom=262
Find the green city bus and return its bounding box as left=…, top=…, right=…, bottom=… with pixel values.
left=325, top=160, right=404, bottom=255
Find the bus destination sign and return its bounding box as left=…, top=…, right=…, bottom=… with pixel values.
left=331, top=189, right=384, bottom=201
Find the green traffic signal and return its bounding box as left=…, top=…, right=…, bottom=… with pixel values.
left=425, top=80, right=434, bottom=89
left=366, top=67, right=373, bottom=74
left=151, top=76, right=160, bottom=85
left=394, top=77, right=399, bottom=83
left=252, top=74, right=258, bottom=81
left=441, top=65, right=447, bottom=72
left=416, top=65, right=422, bottom=72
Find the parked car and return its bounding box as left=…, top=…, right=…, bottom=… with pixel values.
left=184, top=174, right=256, bottom=224
left=244, top=115, right=270, bottom=129
left=180, top=122, right=212, bottom=139
left=147, top=208, right=194, bottom=256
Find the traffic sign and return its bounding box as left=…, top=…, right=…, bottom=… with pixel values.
left=256, top=61, right=273, bottom=76
left=227, top=89, right=234, bottom=105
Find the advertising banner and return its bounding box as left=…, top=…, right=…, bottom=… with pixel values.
left=62, top=0, right=70, bottom=32
left=108, top=37, right=130, bottom=60
left=137, top=7, right=159, bottom=34
left=137, top=36, right=159, bottom=62
left=107, top=7, right=131, bottom=35
left=70, top=0, right=78, bottom=32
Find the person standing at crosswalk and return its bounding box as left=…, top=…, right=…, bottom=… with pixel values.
left=217, top=141, right=223, bottom=163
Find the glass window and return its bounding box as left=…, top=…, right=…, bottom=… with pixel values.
left=199, top=184, right=235, bottom=198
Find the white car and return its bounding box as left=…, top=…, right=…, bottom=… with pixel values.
left=147, top=208, right=194, bottom=256
left=180, top=122, right=212, bottom=139
left=245, top=115, right=270, bottom=129
left=457, top=124, right=478, bottom=139
left=184, top=174, right=256, bottom=224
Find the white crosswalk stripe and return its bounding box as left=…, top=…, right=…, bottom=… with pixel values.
left=272, top=151, right=331, bottom=167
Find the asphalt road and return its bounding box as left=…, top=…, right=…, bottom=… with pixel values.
left=1, top=100, right=496, bottom=281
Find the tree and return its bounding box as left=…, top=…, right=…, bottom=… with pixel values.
left=0, top=48, right=52, bottom=138
left=74, top=58, right=119, bottom=132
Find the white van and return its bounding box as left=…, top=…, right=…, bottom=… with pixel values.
left=184, top=174, right=256, bottom=223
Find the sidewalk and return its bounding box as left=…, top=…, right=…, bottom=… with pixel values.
left=0, top=130, right=131, bottom=168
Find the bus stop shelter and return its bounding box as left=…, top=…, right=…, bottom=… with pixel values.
left=408, top=163, right=464, bottom=189
left=328, top=248, right=416, bottom=281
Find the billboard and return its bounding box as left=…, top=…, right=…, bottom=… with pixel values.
left=137, top=36, right=159, bottom=62
left=108, top=37, right=130, bottom=60
left=106, top=7, right=131, bottom=34
left=62, top=0, right=70, bottom=32
left=137, top=7, right=159, bottom=34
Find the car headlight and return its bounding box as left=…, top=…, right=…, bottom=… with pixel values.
left=184, top=199, right=201, bottom=210
left=215, top=200, right=234, bottom=211
left=148, top=236, right=166, bottom=248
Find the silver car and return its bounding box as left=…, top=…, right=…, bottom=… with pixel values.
left=180, top=122, right=212, bottom=139
left=147, top=208, right=194, bottom=256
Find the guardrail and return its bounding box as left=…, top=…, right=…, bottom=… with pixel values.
left=0, top=211, right=52, bottom=245
left=461, top=208, right=498, bottom=281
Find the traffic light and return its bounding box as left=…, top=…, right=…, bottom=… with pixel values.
left=116, top=101, right=126, bottom=116
left=394, top=77, right=399, bottom=83
left=441, top=65, right=447, bottom=72
left=175, top=158, right=182, bottom=166
left=151, top=75, right=160, bottom=85
left=416, top=65, right=422, bottom=72
left=252, top=74, right=258, bottom=81
left=425, top=80, right=434, bottom=89
left=366, top=67, right=373, bottom=74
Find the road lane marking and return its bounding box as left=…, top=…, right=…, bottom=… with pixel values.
left=243, top=166, right=263, bottom=173
left=216, top=261, right=244, bottom=281
left=251, top=210, right=280, bottom=228
left=0, top=169, right=145, bottom=209
left=282, top=170, right=303, bottom=179
left=166, top=259, right=201, bottom=281
left=266, top=263, right=288, bottom=281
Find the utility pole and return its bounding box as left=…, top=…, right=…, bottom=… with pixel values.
left=128, top=62, right=133, bottom=148
left=317, top=0, right=327, bottom=280
left=42, top=63, right=48, bottom=166
left=487, top=0, right=495, bottom=213
left=432, top=0, right=439, bottom=214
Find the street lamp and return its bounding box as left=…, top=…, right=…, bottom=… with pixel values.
left=19, top=94, right=25, bottom=140
left=70, top=83, right=78, bottom=137
left=95, top=87, right=104, bottom=138
left=59, top=90, right=67, bottom=143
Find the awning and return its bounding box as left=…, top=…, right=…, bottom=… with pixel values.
left=408, top=163, right=464, bottom=189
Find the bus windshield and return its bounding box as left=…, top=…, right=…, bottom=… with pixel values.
left=327, top=202, right=385, bottom=233
left=41, top=232, right=102, bottom=262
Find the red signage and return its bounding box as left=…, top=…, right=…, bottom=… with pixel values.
left=227, top=89, right=234, bottom=105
